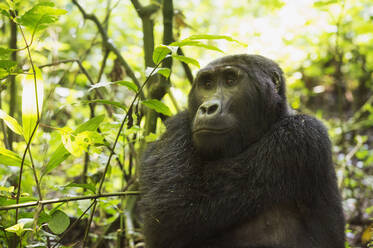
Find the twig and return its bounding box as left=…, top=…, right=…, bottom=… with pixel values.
left=338, top=140, right=364, bottom=189
left=0, top=191, right=139, bottom=211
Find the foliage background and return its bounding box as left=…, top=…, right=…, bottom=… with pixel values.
left=0, top=0, right=372, bottom=247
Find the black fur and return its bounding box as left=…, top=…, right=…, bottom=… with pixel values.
left=140, top=54, right=345, bottom=248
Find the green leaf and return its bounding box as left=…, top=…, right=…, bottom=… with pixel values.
left=48, top=210, right=70, bottom=235
left=89, top=80, right=138, bottom=93
left=141, top=99, right=172, bottom=116
left=145, top=67, right=171, bottom=78
left=22, top=67, right=43, bottom=142
left=0, top=48, right=11, bottom=60
left=0, top=109, right=23, bottom=135
left=355, top=23, right=373, bottom=35
left=60, top=130, right=103, bottom=157
left=172, top=55, right=200, bottom=68
left=313, top=0, right=338, bottom=8
left=152, top=45, right=177, bottom=64
left=82, top=100, right=127, bottom=111
left=0, top=3, right=9, bottom=11
left=0, top=147, right=31, bottom=167
left=0, top=59, right=17, bottom=70
left=75, top=115, right=105, bottom=133
left=0, top=2, right=10, bottom=18
left=156, top=68, right=171, bottom=78
left=43, top=144, right=69, bottom=176
left=63, top=183, right=96, bottom=194
left=170, top=40, right=223, bottom=53
left=186, top=34, right=246, bottom=46
left=117, top=80, right=138, bottom=92
left=18, top=2, right=67, bottom=33
left=43, top=115, right=105, bottom=176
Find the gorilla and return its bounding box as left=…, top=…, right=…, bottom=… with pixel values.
left=140, top=54, right=345, bottom=248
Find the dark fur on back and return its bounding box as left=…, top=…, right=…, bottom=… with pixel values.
left=140, top=55, right=345, bottom=248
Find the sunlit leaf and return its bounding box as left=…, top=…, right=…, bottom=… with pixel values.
left=18, top=2, right=67, bottom=33
left=5, top=223, right=32, bottom=237
left=0, top=147, right=31, bottom=167
left=43, top=115, right=105, bottom=176
left=156, top=68, right=171, bottom=78
left=22, top=67, right=43, bottom=142
left=141, top=99, right=172, bottom=116
left=117, top=80, right=138, bottom=92
left=145, top=67, right=171, bottom=78
left=43, top=144, right=69, bottom=176
left=152, top=45, right=177, bottom=64
left=0, top=48, right=16, bottom=60
left=186, top=34, right=246, bottom=46
left=48, top=210, right=70, bottom=235
left=61, top=130, right=103, bottom=157
left=313, top=0, right=338, bottom=8
left=0, top=109, right=23, bottom=135
left=0, top=2, right=9, bottom=11
left=63, top=182, right=96, bottom=193
left=75, top=115, right=105, bottom=133
left=171, top=40, right=223, bottom=53
left=172, top=55, right=200, bottom=68
left=0, top=59, right=17, bottom=70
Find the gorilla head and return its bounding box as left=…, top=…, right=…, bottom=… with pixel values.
left=188, top=54, right=289, bottom=159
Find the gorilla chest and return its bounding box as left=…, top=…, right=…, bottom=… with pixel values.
left=208, top=205, right=309, bottom=248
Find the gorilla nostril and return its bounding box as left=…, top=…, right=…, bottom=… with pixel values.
left=207, top=104, right=218, bottom=115
left=200, top=106, right=207, bottom=114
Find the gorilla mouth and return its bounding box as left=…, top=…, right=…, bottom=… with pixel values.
left=193, top=128, right=231, bottom=135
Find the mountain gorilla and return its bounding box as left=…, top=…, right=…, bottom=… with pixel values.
left=140, top=54, right=345, bottom=248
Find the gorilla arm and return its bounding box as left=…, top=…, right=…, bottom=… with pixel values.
left=140, top=112, right=343, bottom=248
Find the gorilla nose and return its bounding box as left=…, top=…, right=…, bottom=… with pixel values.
left=198, top=100, right=221, bottom=117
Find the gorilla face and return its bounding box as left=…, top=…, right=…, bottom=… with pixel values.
left=188, top=55, right=287, bottom=160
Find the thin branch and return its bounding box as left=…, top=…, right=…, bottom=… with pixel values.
left=72, top=0, right=144, bottom=100
left=0, top=191, right=139, bottom=211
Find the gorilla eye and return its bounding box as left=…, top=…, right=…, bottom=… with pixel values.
left=224, top=70, right=237, bottom=86
left=203, top=81, right=213, bottom=89
left=198, top=74, right=214, bottom=89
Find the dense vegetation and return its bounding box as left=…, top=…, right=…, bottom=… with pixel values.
left=0, top=0, right=372, bottom=247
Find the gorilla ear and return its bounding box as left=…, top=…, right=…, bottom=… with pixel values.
left=271, top=71, right=282, bottom=93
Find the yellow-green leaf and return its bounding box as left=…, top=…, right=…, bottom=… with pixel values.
left=170, top=40, right=223, bottom=53
left=152, top=45, right=177, bottom=64
left=0, top=147, right=31, bottom=167
left=5, top=223, right=32, bottom=237
left=141, top=99, right=172, bottom=116
left=186, top=34, right=246, bottom=46
left=172, top=55, right=200, bottom=68
left=18, top=2, right=67, bottom=33
left=22, top=67, right=43, bottom=142
left=0, top=109, right=23, bottom=135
